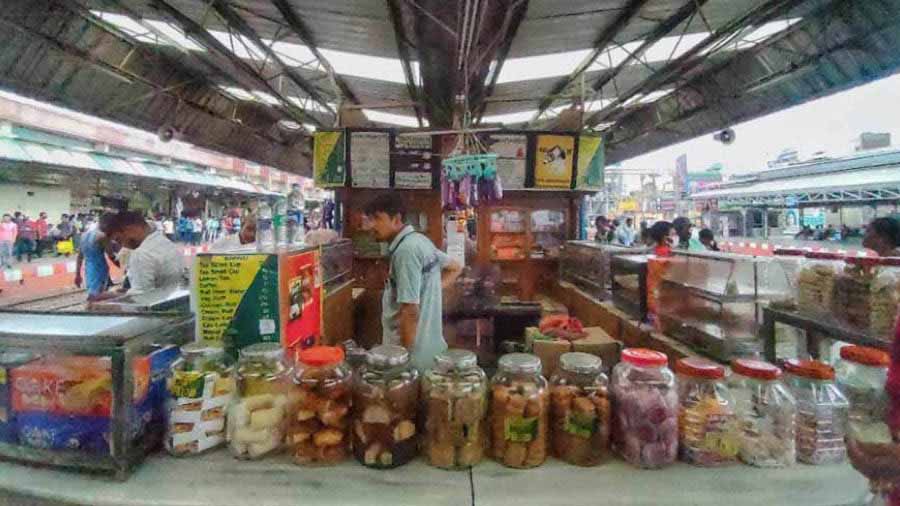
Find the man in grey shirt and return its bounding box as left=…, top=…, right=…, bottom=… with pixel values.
left=364, top=194, right=462, bottom=371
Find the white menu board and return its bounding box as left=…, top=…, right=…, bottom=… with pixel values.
left=350, top=131, right=390, bottom=188
left=483, top=133, right=527, bottom=189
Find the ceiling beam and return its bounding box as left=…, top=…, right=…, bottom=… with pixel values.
left=473, top=0, right=529, bottom=123
left=150, top=0, right=324, bottom=126
left=269, top=0, right=358, bottom=105
left=530, top=0, right=651, bottom=122
left=386, top=0, right=424, bottom=126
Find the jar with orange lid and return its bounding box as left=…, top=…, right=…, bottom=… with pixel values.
left=610, top=348, right=678, bottom=469
left=549, top=352, right=611, bottom=467
left=288, top=346, right=352, bottom=465
left=729, top=358, right=795, bottom=467
left=836, top=345, right=890, bottom=444
left=675, top=357, right=738, bottom=466
left=783, top=359, right=848, bottom=465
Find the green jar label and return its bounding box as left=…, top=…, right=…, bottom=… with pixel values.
left=504, top=416, right=538, bottom=442
left=170, top=371, right=205, bottom=399
left=564, top=412, right=597, bottom=439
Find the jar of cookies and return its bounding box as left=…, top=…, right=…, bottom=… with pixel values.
left=833, top=257, right=900, bottom=340
left=288, top=346, right=352, bottom=465
left=227, top=343, right=291, bottom=459
left=611, top=348, right=678, bottom=469
left=797, top=252, right=843, bottom=320
left=166, top=341, right=234, bottom=456
left=729, top=358, right=796, bottom=467
left=422, top=349, right=488, bottom=470
left=490, top=353, right=549, bottom=469
left=675, top=357, right=738, bottom=466
left=549, top=352, right=610, bottom=467
left=352, top=344, right=419, bottom=469
left=784, top=359, right=849, bottom=465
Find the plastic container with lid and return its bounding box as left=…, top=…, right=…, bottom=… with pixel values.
left=836, top=345, right=891, bottom=444
left=783, top=359, right=849, bottom=465
left=610, top=348, right=678, bottom=469
left=676, top=357, right=739, bottom=466
left=797, top=252, right=843, bottom=319
left=422, top=349, right=488, bottom=470
left=549, top=352, right=611, bottom=467
left=729, top=358, right=795, bottom=467
left=166, top=341, right=234, bottom=456
left=351, top=344, right=419, bottom=468
left=288, top=346, right=352, bottom=465
left=768, top=248, right=807, bottom=310
left=228, top=343, right=291, bottom=459
left=833, top=257, right=900, bottom=340
left=490, top=353, right=549, bottom=469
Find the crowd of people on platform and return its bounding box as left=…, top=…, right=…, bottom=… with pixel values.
left=594, top=215, right=720, bottom=255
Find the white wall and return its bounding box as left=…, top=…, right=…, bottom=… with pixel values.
left=0, top=183, right=71, bottom=221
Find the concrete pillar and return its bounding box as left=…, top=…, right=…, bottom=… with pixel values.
left=762, top=208, right=769, bottom=239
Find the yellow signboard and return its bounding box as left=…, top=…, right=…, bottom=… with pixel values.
left=534, top=134, right=575, bottom=189
left=313, top=130, right=346, bottom=187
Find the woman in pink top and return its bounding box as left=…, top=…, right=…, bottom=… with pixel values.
left=0, top=213, right=17, bottom=269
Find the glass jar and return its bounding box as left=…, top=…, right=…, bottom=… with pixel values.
left=166, top=341, right=234, bottom=456
left=549, top=352, right=610, bottom=467
left=675, top=357, right=738, bottom=466
left=490, top=353, right=549, bottom=469
left=288, top=346, right=352, bottom=465
left=784, top=359, right=849, bottom=465
left=836, top=345, right=890, bottom=444
left=729, top=358, right=795, bottom=467
left=422, top=349, right=488, bottom=470
left=227, top=343, right=291, bottom=459
left=833, top=257, right=900, bottom=340
left=610, top=348, right=678, bottom=469
left=352, top=344, right=419, bottom=469
left=768, top=248, right=806, bottom=310
left=797, top=252, right=843, bottom=320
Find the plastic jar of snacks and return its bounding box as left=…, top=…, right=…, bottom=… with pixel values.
left=833, top=257, right=900, bottom=340
left=166, top=341, right=234, bottom=456
left=490, top=353, right=549, bottom=469
left=729, top=359, right=795, bottom=467
left=797, top=252, right=843, bottom=320
left=227, top=343, right=291, bottom=459
left=288, top=346, right=352, bottom=465
left=768, top=248, right=806, bottom=310
left=549, top=352, right=610, bottom=467
left=422, top=349, right=488, bottom=470
left=836, top=345, right=890, bottom=443
left=783, top=359, right=849, bottom=465
left=675, top=357, right=738, bottom=466
left=611, top=348, right=678, bottom=469
left=352, top=344, right=419, bottom=469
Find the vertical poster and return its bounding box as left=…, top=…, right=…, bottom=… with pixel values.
left=193, top=253, right=280, bottom=357
left=534, top=134, right=575, bottom=189
left=445, top=216, right=466, bottom=266
left=279, top=249, right=322, bottom=351
left=575, top=134, right=604, bottom=190
left=392, top=133, right=436, bottom=189
left=349, top=130, right=391, bottom=188
left=313, top=130, right=346, bottom=187
left=482, top=133, right=527, bottom=189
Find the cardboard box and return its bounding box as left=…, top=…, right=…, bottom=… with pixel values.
left=531, top=338, right=572, bottom=379
left=572, top=327, right=622, bottom=371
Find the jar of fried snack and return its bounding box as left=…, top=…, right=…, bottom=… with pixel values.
left=675, top=357, right=738, bottom=466
left=422, top=349, right=488, bottom=470
left=784, top=359, right=849, bottom=465
left=352, top=344, right=419, bottom=469
left=833, top=257, right=900, bottom=340
left=797, top=252, right=843, bottom=320
left=836, top=345, right=890, bottom=444
left=288, top=346, right=352, bottom=465
left=166, top=341, right=234, bottom=456
left=490, top=353, right=549, bottom=469
left=611, top=348, right=678, bottom=469
left=729, top=358, right=796, bottom=467
left=227, top=343, right=291, bottom=459
left=549, top=352, right=610, bottom=467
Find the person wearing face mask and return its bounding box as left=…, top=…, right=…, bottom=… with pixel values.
left=672, top=217, right=705, bottom=251
left=99, top=210, right=183, bottom=295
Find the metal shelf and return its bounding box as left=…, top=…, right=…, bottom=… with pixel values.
left=761, top=306, right=890, bottom=363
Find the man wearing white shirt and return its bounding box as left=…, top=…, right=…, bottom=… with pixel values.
left=100, top=211, right=183, bottom=294
left=615, top=217, right=636, bottom=247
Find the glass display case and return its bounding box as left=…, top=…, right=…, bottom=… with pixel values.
left=0, top=310, right=193, bottom=479
left=657, top=251, right=787, bottom=361
left=489, top=209, right=528, bottom=261
left=320, top=238, right=353, bottom=293
left=610, top=254, right=650, bottom=321
left=559, top=241, right=607, bottom=300
left=90, top=286, right=191, bottom=314
left=530, top=209, right=566, bottom=259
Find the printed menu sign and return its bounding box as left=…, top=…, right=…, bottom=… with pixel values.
left=483, top=133, right=527, bottom=189
left=534, top=134, right=575, bottom=189
left=350, top=131, right=390, bottom=188
left=392, top=134, right=436, bottom=189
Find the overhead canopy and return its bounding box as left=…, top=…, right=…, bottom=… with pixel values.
left=0, top=0, right=898, bottom=175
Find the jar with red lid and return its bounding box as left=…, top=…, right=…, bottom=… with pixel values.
left=833, top=257, right=900, bottom=340
left=675, top=357, right=738, bottom=466
left=728, top=358, right=795, bottom=467
left=797, top=251, right=843, bottom=319
left=549, top=352, right=611, bottom=467
left=287, top=346, right=352, bottom=465
left=783, top=359, right=848, bottom=464
left=836, top=345, right=890, bottom=444
left=490, top=353, right=549, bottom=469
left=610, top=348, right=678, bottom=469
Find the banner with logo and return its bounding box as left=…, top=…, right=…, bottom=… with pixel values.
left=313, top=130, right=346, bottom=187
left=534, top=134, right=575, bottom=189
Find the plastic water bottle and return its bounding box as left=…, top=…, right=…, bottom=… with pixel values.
left=274, top=197, right=288, bottom=248
left=256, top=198, right=274, bottom=251
left=286, top=183, right=305, bottom=245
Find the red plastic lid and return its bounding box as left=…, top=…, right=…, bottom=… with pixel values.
left=840, top=345, right=889, bottom=368
left=773, top=248, right=805, bottom=257
left=298, top=346, right=345, bottom=366
left=676, top=357, right=725, bottom=379
left=783, top=359, right=835, bottom=380
left=621, top=348, right=668, bottom=368
left=805, top=251, right=844, bottom=260
left=731, top=358, right=782, bottom=381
